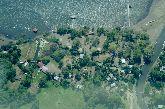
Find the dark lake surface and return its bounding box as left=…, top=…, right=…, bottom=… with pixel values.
left=0, top=0, right=153, bottom=38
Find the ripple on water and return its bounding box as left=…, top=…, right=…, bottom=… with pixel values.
left=0, top=0, right=152, bottom=38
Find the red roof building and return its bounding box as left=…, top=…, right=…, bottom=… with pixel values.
left=38, top=62, right=48, bottom=72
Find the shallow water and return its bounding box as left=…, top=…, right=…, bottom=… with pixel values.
left=0, top=0, right=152, bottom=38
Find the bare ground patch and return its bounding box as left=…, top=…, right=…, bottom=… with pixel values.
left=134, top=0, right=165, bottom=43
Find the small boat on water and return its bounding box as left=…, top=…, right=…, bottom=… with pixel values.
left=32, top=28, right=38, bottom=33
left=70, top=15, right=76, bottom=19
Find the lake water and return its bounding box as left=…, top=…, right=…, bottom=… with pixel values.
left=0, top=0, right=153, bottom=38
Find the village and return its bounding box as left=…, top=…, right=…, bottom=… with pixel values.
left=0, top=26, right=165, bottom=109
left=1, top=27, right=151, bottom=92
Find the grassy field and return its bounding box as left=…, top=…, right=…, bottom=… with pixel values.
left=9, top=87, right=85, bottom=109
left=37, top=87, right=85, bottom=109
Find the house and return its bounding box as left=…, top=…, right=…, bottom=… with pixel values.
left=2, top=51, right=8, bottom=54
left=54, top=76, right=59, bottom=81
left=24, top=61, right=29, bottom=66
left=110, top=83, right=116, bottom=87
left=76, top=84, right=83, bottom=89
left=106, top=77, right=110, bottom=81
left=19, top=61, right=24, bottom=64
left=87, top=31, right=94, bottom=35
left=38, top=62, right=48, bottom=72
left=80, top=54, right=84, bottom=59
left=160, top=66, right=165, bottom=72
left=128, top=65, right=133, bottom=68
left=78, top=48, right=83, bottom=53
left=158, top=105, right=164, bottom=109
left=97, top=47, right=101, bottom=51
left=121, top=58, right=126, bottom=64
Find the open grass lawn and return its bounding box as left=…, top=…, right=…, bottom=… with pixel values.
left=37, top=87, right=85, bottom=109
left=46, top=59, right=61, bottom=73
left=19, top=42, right=36, bottom=61
left=16, top=87, right=85, bottom=109
left=19, top=103, right=33, bottom=109
left=32, top=70, right=46, bottom=84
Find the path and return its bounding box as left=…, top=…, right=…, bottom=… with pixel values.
left=136, top=28, right=165, bottom=109
left=134, top=0, right=165, bottom=108
left=33, top=39, right=40, bottom=61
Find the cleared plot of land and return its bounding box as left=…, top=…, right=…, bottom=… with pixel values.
left=46, top=59, right=61, bottom=73
left=19, top=42, right=36, bottom=61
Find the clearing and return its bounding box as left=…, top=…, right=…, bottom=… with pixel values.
left=134, top=0, right=165, bottom=43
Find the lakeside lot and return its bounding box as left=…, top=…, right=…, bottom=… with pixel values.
left=134, top=0, right=165, bottom=43
left=0, top=0, right=165, bottom=109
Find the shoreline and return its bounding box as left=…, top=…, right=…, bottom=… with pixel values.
left=0, top=0, right=155, bottom=41
left=136, top=0, right=154, bottom=23
left=134, top=0, right=165, bottom=43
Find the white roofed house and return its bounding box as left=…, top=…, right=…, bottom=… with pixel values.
left=160, top=66, right=165, bottom=72
left=37, top=62, right=48, bottom=72
left=121, top=58, right=126, bottom=64
left=80, top=54, right=84, bottom=59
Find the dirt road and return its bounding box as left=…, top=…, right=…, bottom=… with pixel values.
left=134, top=0, right=165, bottom=109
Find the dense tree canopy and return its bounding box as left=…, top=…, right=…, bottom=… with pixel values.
left=0, top=59, right=16, bottom=87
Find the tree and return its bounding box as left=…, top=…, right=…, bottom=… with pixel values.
left=103, top=57, right=114, bottom=65
left=122, top=29, right=134, bottom=42
left=38, top=79, right=47, bottom=88
left=75, top=74, right=81, bottom=81
left=0, top=59, right=8, bottom=88
left=144, top=55, right=152, bottom=64
left=58, top=61, right=63, bottom=69
left=70, top=29, right=81, bottom=40
left=79, top=55, right=90, bottom=67
left=109, top=42, right=117, bottom=52
left=138, top=40, right=147, bottom=50
left=149, top=93, right=165, bottom=108
left=0, top=59, right=16, bottom=84
left=79, top=26, right=90, bottom=36
left=97, top=27, right=105, bottom=36
left=149, top=69, right=165, bottom=89
left=143, top=45, right=153, bottom=55
left=57, top=27, right=68, bottom=35
left=138, top=33, right=149, bottom=40
left=131, top=66, right=142, bottom=79
left=0, top=45, right=21, bottom=64
left=60, top=80, right=70, bottom=88
left=51, top=49, right=66, bottom=63
left=21, top=79, right=31, bottom=88
left=92, top=37, right=99, bottom=47
left=93, top=74, right=102, bottom=86
left=133, top=48, right=142, bottom=64
left=6, top=67, right=16, bottom=82
left=92, top=50, right=100, bottom=57
left=39, top=57, right=50, bottom=65
left=47, top=37, right=59, bottom=43
left=70, top=39, right=80, bottom=56
left=107, top=32, right=115, bottom=42
left=103, top=40, right=109, bottom=51
left=159, top=52, right=165, bottom=65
